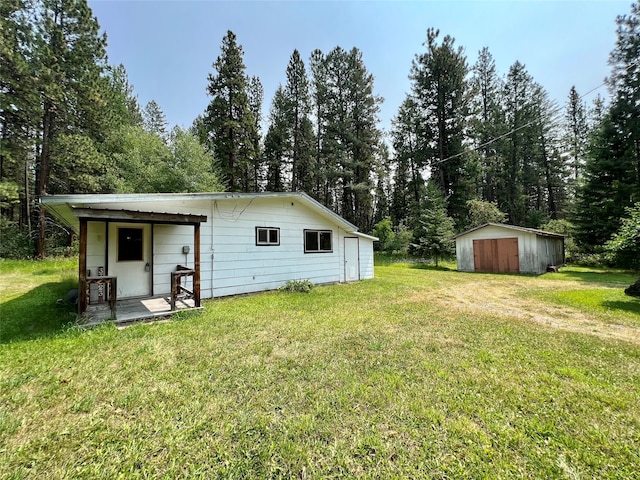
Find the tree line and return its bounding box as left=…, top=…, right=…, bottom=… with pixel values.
left=1, top=0, right=638, bottom=267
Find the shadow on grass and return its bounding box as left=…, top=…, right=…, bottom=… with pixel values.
left=410, top=263, right=455, bottom=272
left=554, top=269, right=638, bottom=286
left=602, top=300, right=640, bottom=315
left=0, top=279, right=78, bottom=344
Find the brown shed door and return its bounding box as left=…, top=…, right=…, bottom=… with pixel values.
left=473, top=238, right=520, bottom=273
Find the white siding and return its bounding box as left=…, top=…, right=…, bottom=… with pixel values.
left=152, top=224, right=195, bottom=296
left=76, top=196, right=375, bottom=299
left=86, top=221, right=106, bottom=276
left=208, top=197, right=345, bottom=297
left=86, top=222, right=106, bottom=302
left=358, top=237, right=375, bottom=280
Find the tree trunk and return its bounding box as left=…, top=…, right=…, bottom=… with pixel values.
left=35, top=103, right=55, bottom=258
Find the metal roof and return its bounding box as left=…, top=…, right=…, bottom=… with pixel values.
left=452, top=222, right=566, bottom=239
left=40, top=192, right=375, bottom=238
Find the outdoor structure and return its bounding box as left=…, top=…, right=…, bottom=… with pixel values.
left=41, top=192, right=377, bottom=324
left=453, top=223, right=565, bottom=274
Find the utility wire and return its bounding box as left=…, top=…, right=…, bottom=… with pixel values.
left=434, top=60, right=637, bottom=165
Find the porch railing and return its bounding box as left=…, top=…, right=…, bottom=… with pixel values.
left=171, top=265, right=195, bottom=311
left=85, top=276, right=117, bottom=317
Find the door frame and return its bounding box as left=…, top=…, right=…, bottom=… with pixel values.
left=344, top=237, right=360, bottom=282
left=473, top=237, right=519, bottom=273
left=107, top=222, right=153, bottom=298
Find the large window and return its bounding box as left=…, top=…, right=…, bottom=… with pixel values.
left=304, top=229, right=332, bottom=253
left=118, top=227, right=143, bottom=261
left=256, top=227, right=280, bottom=246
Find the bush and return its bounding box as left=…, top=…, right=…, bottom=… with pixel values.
left=372, top=218, right=412, bottom=255
left=604, top=203, right=640, bottom=270
left=279, top=279, right=314, bottom=293
left=540, top=219, right=580, bottom=263
left=465, top=200, right=507, bottom=228
left=0, top=218, right=34, bottom=259
left=572, top=252, right=607, bottom=267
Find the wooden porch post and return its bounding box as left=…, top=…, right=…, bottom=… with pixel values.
left=194, top=223, right=201, bottom=307
left=78, top=219, right=88, bottom=314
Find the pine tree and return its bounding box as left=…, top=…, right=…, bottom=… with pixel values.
left=284, top=50, right=313, bottom=192
left=263, top=86, right=289, bottom=191
left=373, top=143, right=392, bottom=225
left=563, top=86, right=589, bottom=184
left=0, top=0, right=39, bottom=230
left=309, top=47, right=382, bottom=230
left=573, top=3, right=640, bottom=251
left=98, top=64, right=143, bottom=134
left=2, top=0, right=149, bottom=256
left=498, top=61, right=538, bottom=225
left=204, top=30, right=259, bottom=192
left=309, top=49, right=330, bottom=203
left=390, top=96, right=425, bottom=227
left=247, top=76, right=264, bottom=190
left=32, top=0, right=108, bottom=257
left=411, top=181, right=455, bottom=266
left=530, top=85, right=567, bottom=221
left=142, top=100, right=168, bottom=140
left=469, top=47, right=504, bottom=203
left=410, top=29, right=474, bottom=227
left=343, top=47, right=382, bottom=231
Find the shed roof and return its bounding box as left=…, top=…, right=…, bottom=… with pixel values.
left=452, top=222, right=565, bottom=240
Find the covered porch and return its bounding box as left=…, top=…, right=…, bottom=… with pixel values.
left=74, top=207, right=207, bottom=324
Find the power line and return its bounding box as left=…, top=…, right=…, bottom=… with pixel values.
left=433, top=60, right=637, bottom=165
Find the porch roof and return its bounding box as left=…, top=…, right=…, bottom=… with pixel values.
left=72, top=207, right=207, bottom=225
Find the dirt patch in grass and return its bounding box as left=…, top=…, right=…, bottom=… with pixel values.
left=422, top=277, right=640, bottom=345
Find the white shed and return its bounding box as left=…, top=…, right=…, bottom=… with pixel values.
left=42, top=192, right=377, bottom=321
left=453, top=223, right=565, bottom=274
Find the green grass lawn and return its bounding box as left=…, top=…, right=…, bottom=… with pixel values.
left=1, top=259, right=639, bottom=478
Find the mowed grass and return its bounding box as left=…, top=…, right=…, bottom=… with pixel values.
left=532, top=266, right=640, bottom=328
left=1, top=260, right=639, bottom=478
left=0, top=258, right=78, bottom=343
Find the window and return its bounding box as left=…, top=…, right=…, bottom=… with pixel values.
left=304, top=229, right=332, bottom=253
left=256, top=227, right=280, bottom=246
left=118, top=227, right=143, bottom=261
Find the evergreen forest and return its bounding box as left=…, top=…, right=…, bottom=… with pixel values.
left=1, top=1, right=638, bottom=267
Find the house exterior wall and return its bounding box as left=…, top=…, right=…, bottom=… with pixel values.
left=153, top=224, right=196, bottom=296
left=86, top=221, right=106, bottom=277
left=358, top=237, right=375, bottom=280
left=456, top=225, right=564, bottom=274
left=86, top=221, right=106, bottom=302
left=209, top=196, right=348, bottom=297
left=81, top=196, right=374, bottom=299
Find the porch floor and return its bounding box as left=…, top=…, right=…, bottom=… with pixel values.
left=79, top=296, right=201, bottom=328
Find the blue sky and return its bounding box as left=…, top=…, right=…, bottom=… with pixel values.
left=88, top=1, right=630, bottom=134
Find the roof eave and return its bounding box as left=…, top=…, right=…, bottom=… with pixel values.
left=40, top=191, right=361, bottom=234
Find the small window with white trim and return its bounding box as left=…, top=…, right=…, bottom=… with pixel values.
left=304, top=229, right=332, bottom=253
left=256, top=227, right=280, bottom=246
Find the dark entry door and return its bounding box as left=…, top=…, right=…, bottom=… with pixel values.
left=473, top=238, right=519, bottom=273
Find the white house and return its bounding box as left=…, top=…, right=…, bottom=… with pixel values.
left=41, top=192, right=377, bottom=322
left=453, top=223, right=565, bottom=274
